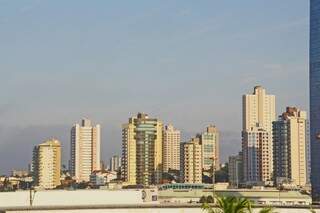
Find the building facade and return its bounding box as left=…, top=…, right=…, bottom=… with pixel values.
left=228, top=152, right=243, bottom=188
left=70, top=118, right=101, bottom=182
left=243, top=86, right=276, bottom=132
left=242, top=86, right=275, bottom=185
left=242, top=128, right=272, bottom=185
left=32, top=139, right=61, bottom=189
left=162, top=124, right=181, bottom=172
left=110, top=155, right=121, bottom=172
left=181, top=138, right=202, bottom=184
left=121, top=113, right=163, bottom=186
left=273, top=107, right=309, bottom=187
left=90, top=170, right=118, bottom=186
left=310, top=0, right=320, bottom=202
left=121, top=122, right=136, bottom=185
left=200, top=125, right=220, bottom=171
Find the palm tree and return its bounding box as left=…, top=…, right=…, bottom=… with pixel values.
left=202, top=196, right=274, bottom=213
left=258, top=207, right=274, bottom=213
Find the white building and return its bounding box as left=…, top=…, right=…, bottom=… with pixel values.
left=242, top=86, right=275, bottom=185
left=162, top=124, right=181, bottom=172
left=90, top=171, right=117, bottom=186
left=109, top=155, right=121, bottom=172
left=70, top=118, right=101, bottom=182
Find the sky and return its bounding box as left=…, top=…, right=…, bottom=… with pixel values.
left=0, top=0, right=309, bottom=174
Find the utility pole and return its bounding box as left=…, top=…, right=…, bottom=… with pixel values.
left=210, top=157, right=217, bottom=204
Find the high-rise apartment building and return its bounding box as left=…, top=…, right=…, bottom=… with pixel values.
left=243, top=86, right=276, bottom=132
left=242, top=86, right=275, bottom=185
left=70, top=118, right=101, bottom=182
left=200, top=125, right=220, bottom=171
left=121, top=113, right=163, bottom=186
left=310, top=0, right=320, bottom=202
left=273, top=107, right=309, bottom=187
left=242, top=128, right=272, bottom=184
left=32, top=139, right=61, bottom=189
left=109, top=155, right=121, bottom=172
left=162, top=124, right=181, bottom=172
left=228, top=152, right=243, bottom=188
left=181, top=138, right=202, bottom=184
left=121, top=122, right=136, bottom=185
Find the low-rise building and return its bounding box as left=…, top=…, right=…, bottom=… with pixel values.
left=158, top=184, right=311, bottom=206
left=90, top=171, right=117, bottom=186
left=11, top=170, right=29, bottom=177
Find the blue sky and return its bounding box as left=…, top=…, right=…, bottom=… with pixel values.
left=0, top=0, right=309, bottom=173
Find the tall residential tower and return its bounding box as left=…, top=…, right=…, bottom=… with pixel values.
left=70, top=118, right=101, bottom=182
left=200, top=125, right=220, bottom=172
left=181, top=138, right=202, bottom=184
left=162, top=124, right=181, bottom=172
left=273, top=107, right=309, bottom=187
left=32, top=139, right=61, bottom=189
left=242, top=86, right=275, bottom=185
left=121, top=113, right=163, bottom=186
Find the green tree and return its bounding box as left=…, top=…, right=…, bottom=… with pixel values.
left=207, top=195, right=214, bottom=203
left=258, top=207, right=274, bottom=213
left=200, top=196, right=207, bottom=203
left=202, top=196, right=274, bottom=213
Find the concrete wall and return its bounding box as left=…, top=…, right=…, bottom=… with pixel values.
left=0, top=190, right=143, bottom=207
left=4, top=207, right=320, bottom=213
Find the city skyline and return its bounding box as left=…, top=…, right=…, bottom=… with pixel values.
left=0, top=0, right=308, bottom=174
left=0, top=90, right=308, bottom=176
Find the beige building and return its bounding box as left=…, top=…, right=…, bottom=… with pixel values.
left=162, top=124, right=181, bottom=172
left=242, top=86, right=275, bottom=185
left=121, top=122, right=136, bottom=185
left=182, top=138, right=202, bottom=184
left=70, top=118, right=101, bottom=182
left=242, top=129, right=272, bottom=184
left=109, top=155, right=121, bottom=172
left=273, top=107, right=309, bottom=187
left=121, top=113, right=163, bottom=186
left=33, top=139, right=61, bottom=189
left=200, top=125, right=220, bottom=171
left=243, top=86, right=276, bottom=132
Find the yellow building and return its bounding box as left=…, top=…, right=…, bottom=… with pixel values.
left=182, top=138, right=202, bottom=184
left=273, top=107, right=309, bottom=187
left=121, top=113, right=163, bottom=186
left=33, top=139, right=61, bottom=189
left=121, top=123, right=136, bottom=185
